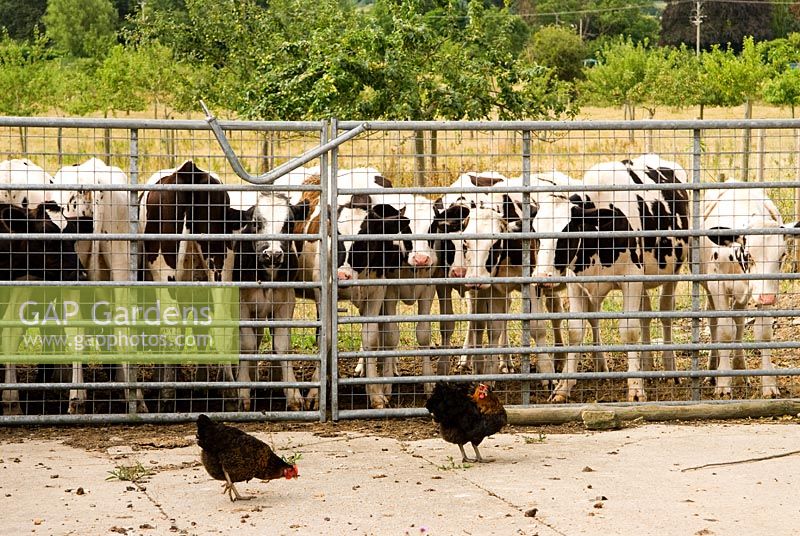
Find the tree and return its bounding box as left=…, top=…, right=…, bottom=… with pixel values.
left=43, top=0, right=119, bottom=58
left=579, top=38, right=650, bottom=119
left=661, top=0, right=773, bottom=52
left=0, top=0, right=46, bottom=41
left=524, top=25, right=587, bottom=82
left=524, top=0, right=658, bottom=43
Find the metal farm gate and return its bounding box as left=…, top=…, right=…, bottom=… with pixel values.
left=2, top=114, right=800, bottom=425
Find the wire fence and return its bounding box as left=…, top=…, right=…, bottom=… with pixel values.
left=1, top=116, right=800, bottom=424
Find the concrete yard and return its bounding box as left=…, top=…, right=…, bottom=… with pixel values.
left=1, top=421, right=799, bottom=535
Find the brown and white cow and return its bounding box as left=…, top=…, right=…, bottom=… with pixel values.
left=532, top=155, right=690, bottom=403
left=139, top=160, right=242, bottom=411
left=701, top=181, right=796, bottom=398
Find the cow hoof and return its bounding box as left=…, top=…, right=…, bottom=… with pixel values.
left=2, top=403, right=22, bottom=416
left=354, top=363, right=365, bottom=377
left=135, top=401, right=149, bottom=414
left=286, top=400, right=303, bottom=412
left=548, top=393, right=568, bottom=404
left=762, top=386, right=781, bottom=398
left=239, top=399, right=252, bottom=412
left=370, top=396, right=389, bottom=409
left=714, top=389, right=732, bottom=400
left=303, top=398, right=319, bottom=411
left=68, top=400, right=85, bottom=415
left=627, top=390, right=647, bottom=403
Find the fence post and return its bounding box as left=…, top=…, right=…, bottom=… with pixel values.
left=691, top=128, right=702, bottom=401
left=329, top=119, right=340, bottom=421
left=757, top=128, right=765, bottom=182
left=795, top=130, right=800, bottom=272
left=319, top=120, right=331, bottom=423
left=521, top=130, right=532, bottom=405
left=128, top=128, right=140, bottom=414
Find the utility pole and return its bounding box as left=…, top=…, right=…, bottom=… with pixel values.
left=691, top=1, right=704, bottom=56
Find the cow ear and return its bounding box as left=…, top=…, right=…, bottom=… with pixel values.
left=501, top=194, right=521, bottom=224
left=0, top=205, right=31, bottom=233
left=433, top=197, right=444, bottom=215
left=469, top=172, right=504, bottom=188
left=291, top=199, right=311, bottom=222
left=349, top=193, right=372, bottom=211
left=373, top=175, right=393, bottom=188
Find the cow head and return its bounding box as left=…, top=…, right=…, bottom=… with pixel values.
left=707, top=218, right=793, bottom=307
left=244, top=192, right=311, bottom=282
left=402, top=195, right=440, bottom=270
left=336, top=194, right=412, bottom=281
left=448, top=200, right=520, bottom=289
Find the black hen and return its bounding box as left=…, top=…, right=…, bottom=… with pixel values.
left=196, top=414, right=298, bottom=501
left=425, top=382, right=507, bottom=463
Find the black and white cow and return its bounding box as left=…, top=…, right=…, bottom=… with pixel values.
left=53, top=158, right=142, bottom=414
left=1, top=203, right=88, bottom=415
left=0, top=159, right=92, bottom=415
left=352, top=192, right=447, bottom=393
left=294, top=171, right=412, bottom=409
left=701, top=181, right=795, bottom=398
left=227, top=188, right=311, bottom=411
left=444, top=173, right=568, bottom=379
left=532, top=154, right=689, bottom=402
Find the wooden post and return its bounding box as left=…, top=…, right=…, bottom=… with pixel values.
left=413, top=130, right=426, bottom=187
left=794, top=130, right=800, bottom=271
left=430, top=130, right=438, bottom=172
left=756, top=128, right=765, bottom=182
left=741, top=100, right=752, bottom=181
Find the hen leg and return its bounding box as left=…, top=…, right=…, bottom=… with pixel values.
left=222, top=468, right=254, bottom=502
left=458, top=444, right=477, bottom=464
left=471, top=444, right=495, bottom=463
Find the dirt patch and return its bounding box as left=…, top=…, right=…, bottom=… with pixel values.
left=0, top=416, right=595, bottom=453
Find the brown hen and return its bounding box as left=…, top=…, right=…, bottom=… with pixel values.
left=196, top=414, right=298, bottom=501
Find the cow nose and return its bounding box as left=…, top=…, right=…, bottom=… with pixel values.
left=260, top=249, right=284, bottom=266
left=534, top=271, right=557, bottom=288
left=411, top=253, right=432, bottom=267
left=758, top=293, right=776, bottom=306
left=337, top=269, right=353, bottom=281
left=450, top=266, right=466, bottom=278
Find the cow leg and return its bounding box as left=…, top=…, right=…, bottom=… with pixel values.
left=2, top=364, right=21, bottom=416
left=659, top=282, right=678, bottom=376
left=550, top=284, right=589, bottom=403
left=752, top=305, right=779, bottom=397
left=713, top=319, right=736, bottom=398
left=378, top=296, right=400, bottom=399
left=275, top=291, right=302, bottom=411
left=544, top=290, right=568, bottom=373
left=238, top=297, right=258, bottom=412
left=67, top=363, right=86, bottom=415
left=416, top=286, right=438, bottom=394
left=116, top=365, right=147, bottom=413
left=621, top=282, right=646, bottom=402
left=360, top=292, right=389, bottom=409
left=639, top=291, right=654, bottom=373
left=484, top=293, right=509, bottom=378
left=435, top=284, right=456, bottom=377
left=532, top=292, right=555, bottom=387
left=459, top=292, right=485, bottom=374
